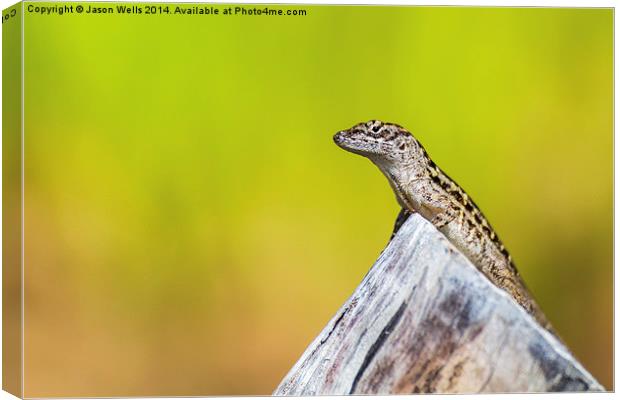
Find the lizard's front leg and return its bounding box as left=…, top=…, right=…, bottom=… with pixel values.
left=390, top=208, right=414, bottom=240
left=410, top=179, right=458, bottom=229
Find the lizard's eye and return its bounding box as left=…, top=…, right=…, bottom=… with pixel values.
left=399, top=143, right=406, bottom=150
left=372, top=125, right=382, bottom=133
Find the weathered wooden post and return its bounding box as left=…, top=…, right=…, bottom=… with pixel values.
left=274, top=214, right=603, bottom=395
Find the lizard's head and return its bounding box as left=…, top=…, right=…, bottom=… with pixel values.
left=333, top=120, right=416, bottom=164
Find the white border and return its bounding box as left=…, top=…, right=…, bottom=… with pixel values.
left=4, top=0, right=619, bottom=6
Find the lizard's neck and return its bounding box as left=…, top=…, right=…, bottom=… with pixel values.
left=370, top=158, right=422, bottom=210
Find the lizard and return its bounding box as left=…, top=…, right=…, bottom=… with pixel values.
left=333, top=119, right=555, bottom=335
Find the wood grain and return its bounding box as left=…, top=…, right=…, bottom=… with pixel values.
left=274, top=214, right=603, bottom=394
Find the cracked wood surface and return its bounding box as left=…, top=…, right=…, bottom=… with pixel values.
left=274, top=214, right=603, bottom=395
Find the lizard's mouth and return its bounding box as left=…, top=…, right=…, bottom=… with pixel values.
left=333, top=130, right=373, bottom=156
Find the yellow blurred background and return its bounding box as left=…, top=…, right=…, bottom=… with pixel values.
left=15, top=3, right=613, bottom=396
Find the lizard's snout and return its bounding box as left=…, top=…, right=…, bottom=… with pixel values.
left=333, top=131, right=347, bottom=146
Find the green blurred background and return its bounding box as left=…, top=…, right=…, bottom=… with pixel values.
left=18, top=3, right=611, bottom=396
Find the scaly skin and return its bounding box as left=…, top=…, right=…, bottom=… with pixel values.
left=334, top=120, right=555, bottom=335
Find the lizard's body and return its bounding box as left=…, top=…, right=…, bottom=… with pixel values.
left=334, top=120, right=554, bottom=334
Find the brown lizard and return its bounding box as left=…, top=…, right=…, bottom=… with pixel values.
left=334, top=120, right=555, bottom=335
